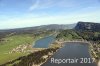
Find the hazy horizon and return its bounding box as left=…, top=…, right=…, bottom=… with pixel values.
left=0, top=0, right=100, bottom=29
left=1, top=22, right=76, bottom=30
left=0, top=21, right=100, bottom=30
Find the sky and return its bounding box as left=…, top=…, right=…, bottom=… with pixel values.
left=0, top=0, right=100, bottom=29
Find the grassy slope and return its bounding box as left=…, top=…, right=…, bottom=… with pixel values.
left=0, top=34, right=34, bottom=64
left=0, top=30, right=55, bottom=65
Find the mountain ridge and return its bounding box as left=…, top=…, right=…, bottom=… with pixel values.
left=75, top=21, right=100, bottom=32
left=0, top=24, right=76, bottom=32
left=0, top=21, right=100, bottom=33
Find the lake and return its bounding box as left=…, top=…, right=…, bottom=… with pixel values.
left=42, top=42, right=96, bottom=66
left=33, top=36, right=55, bottom=48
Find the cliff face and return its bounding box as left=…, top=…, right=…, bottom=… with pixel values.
left=75, top=22, right=100, bottom=32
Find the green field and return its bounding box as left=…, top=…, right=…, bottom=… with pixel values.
left=0, top=34, right=35, bottom=64
left=0, top=30, right=100, bottom=65
left=0, top=30, right=55, bottom=65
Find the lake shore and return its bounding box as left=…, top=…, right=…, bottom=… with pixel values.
left=56, top=40, right=99, bottom=66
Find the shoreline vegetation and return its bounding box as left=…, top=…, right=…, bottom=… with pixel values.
left=55, top=29, right=100, bottom=65
left=55, top=40, right=100, bottom=65
left=89, top=42, right=100, bottom=65
left=0, top=31, right=56, bottom=65
left=0, top=31, right=60, bottom=66
left=1, top=36, right=99, bottom=66
left=0, top=47, right=61, bottom=66
left=0, top=29, right=100, bottom=66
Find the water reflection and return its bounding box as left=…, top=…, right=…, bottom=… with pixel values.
left=42, top=42, right=96, bottom=66
left=34, top=36, right=55, bottom=48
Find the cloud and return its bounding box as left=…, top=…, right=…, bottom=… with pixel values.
left=29, top=0, right=56, bottom=11
left=29, top=0, right=40, bottom=11
left=29, top=0, right=100, bottom=11
left=0, top=9, right=100, bottom=29
left=0, top=0, right=100, bottom=29
left=28, top=0, right=78, bottom=11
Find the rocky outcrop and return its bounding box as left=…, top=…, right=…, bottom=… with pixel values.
left=9, top=44, right=32, bottom=53
left=75, top=21, right=100, bottom=32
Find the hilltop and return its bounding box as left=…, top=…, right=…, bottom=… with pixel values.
left=75, top=21, right=100, bottom=32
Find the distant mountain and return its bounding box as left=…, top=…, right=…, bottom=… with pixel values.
left=0, top=24, right=76, bottom=35
left=75, top=21, right=100, bottom=32
left=35, top=24, right=76, bottom=30
left=0, top=24, right=76, bottom=39
left=0, top=21, right=100, bottom=39
left=1, top=21, right=100, bottom=34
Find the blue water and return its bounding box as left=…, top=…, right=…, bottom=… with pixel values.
left=42, top=42, right=96, bottom=66
left=33, top=36, right=55, bottom=48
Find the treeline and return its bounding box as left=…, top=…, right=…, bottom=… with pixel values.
left=1, top=47, right=59, bottom=66
left=56, top=29, right=100, bottom=43
left=76, top=31, right=100, bottom=42
left=56, top=29, right=82, bottom=40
